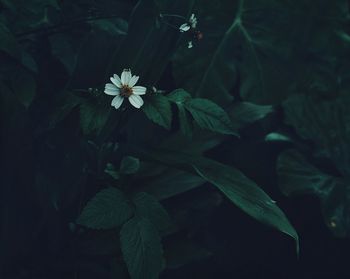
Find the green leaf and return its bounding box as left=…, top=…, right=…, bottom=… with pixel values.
left=142, top=93, right=172, bottom=129
left=167, top=89, right=193, bottom=137
left=140, top=149, right=298, bottom=249
left=167, top=89, right=192, bottom=104
left=228, top=102, right=274, bottom=130
left=120, top=217, right=164, bottom=279
left=106, top=0, right=195, bottom=85
left=79, top=94, right=111, bottom=135
left=191, top=159, right=299, bottom=247
left=0, top=22, right=19, bottom=58
left=178, top=105, right=194, bottom=138
left=280, top=94, right=350, bottom=236
left=174, top=0, right=347, bottom=105
left=120, top=156, right=140, bottom=174
left=133, top=192, right=172, bottom=232
left=277, top=149, right=349, bottom=237
left=10, top=70, right=36, bottom=108
left=185, top=98, right=237, bottom=135
left=138, top=167, right=205, bottom=200
left=77, top=187, right=133, bottom=229
left=172, top=0, right=238, bottom=105
left=105, top=163, right=120, bottom=180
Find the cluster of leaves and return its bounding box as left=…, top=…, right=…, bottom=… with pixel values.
left=1, top=0, right=350, bottom=278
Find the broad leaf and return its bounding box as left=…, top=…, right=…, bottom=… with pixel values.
left=278, top=149, right=349, bottom=237
left=133, top=192, right=172, bottom=232
left=280, top=93, right=350, bottom=236
left=0, top=22, right=19, bottom=58
left=77, top=187, right=133, bottom=229
left=140, top=149, right=299, bottom=249
left=167, top=89, right=193, bottom=137
left=185, top=98, right=237, bottom=135
left=228, top=102, right=274, bottom=130
left=142, top=93, right=172, bottom=129
left=173, top=0, right=348, bottom=105
left=120, top=156, right=140, bottom=174
left=79, top=93, right=111, bottom=135
left=10, top=69, right=36, bottom=108
left=120, top=217, right=164, bottom=279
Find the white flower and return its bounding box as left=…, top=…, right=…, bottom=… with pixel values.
left=189, top=13, right=197, bottom=28
left=104, top=69, right=146, bottom=109
left=179, top=13, right=197, bottom=32
left=187, top=41, right=193, bottom=48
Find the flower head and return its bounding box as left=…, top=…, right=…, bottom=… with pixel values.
left=179, top=13, right=198, bottom=32
left=104, top=69, right=146, bottom=109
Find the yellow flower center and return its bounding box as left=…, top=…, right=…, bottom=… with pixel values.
left=120, top=85, right=133, bottom=98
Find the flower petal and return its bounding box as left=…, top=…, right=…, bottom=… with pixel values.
left=111, top=95, right=124, bottom=109
left=128, top=94, right=144, bottom=108
left=105, top=83, right=117, bottom=90
left=121, top=70, right=132, bottom=85
left=179, top=23, right=190, bottom=32
left=132, top=86, right=147, bottom=95
left=110, top=76, right=122, bottom=88
left=128, top=75, right=139, bottom=87
left=104, top=87, right=120, bottom=96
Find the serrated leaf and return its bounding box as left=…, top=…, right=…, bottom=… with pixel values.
left=77, top=188, right=133, bottom=229
left=185, top=98, right=237, bottom=135
left=120, top=156, right=140, bottom=174
left=79, top=95, right=111, bottom=135
left=133, top=192, right=172, bottom=233
left=178, top=105, right=193, bottom=138
left=142, top=94, right=172, bottom=129
left=120, top=217, right=164, bottom=279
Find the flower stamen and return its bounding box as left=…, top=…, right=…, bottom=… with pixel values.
left=120, top=85, right=133, bottom=98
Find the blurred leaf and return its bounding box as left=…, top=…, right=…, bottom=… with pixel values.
left=120, top=216, right=164, bottom=279
left=142, top=93, right=172, bottom=129
left=120, top=156, right=140, bottom=174
left=280, top=93, right=350, bottom=236
left=228, top=101, right=274, bottom=130
left=77, top=187, right=133, bottom=229
left=10, top=69, right=36, bottom=108
left=278, top=149, right=349, bottom=237
left=133, top=192, right=172, bottom=232
left=185, top=98, right=238, bottom=136
left=79, top=94, right=111, bottom=135
left=174, top=0, right=348, bottom=105
left=106, top=0, right=195, bottom=85
left=105, top=163, right=120, bottom=180
left=172, top=0, right=238, bottom=105
left=0, top=22, right=19, bottom=58
left=283, top=94, right=350, bottom=174
left=90, top=18, right=128, bottom=35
